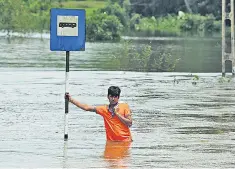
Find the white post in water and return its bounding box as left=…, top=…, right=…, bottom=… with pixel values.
left=222, top=0, right=235, bottom=76
left=64, top=51, right=69, bottom=140
left=222, top=0, right=226, bottom=76
left=231, top=0, right=235, bottom=75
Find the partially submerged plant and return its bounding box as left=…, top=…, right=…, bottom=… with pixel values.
left=192, top=75, right=199, bottom=81
left=192, top=74, right=199, bottom=85
left=111, top=40, right=180, bottom=72
left=218, top=77, right=232, bottom=83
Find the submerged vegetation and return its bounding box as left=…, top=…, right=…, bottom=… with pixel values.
left=96, top=40, right=180, bottom=72
left=218, top=77, right=232, bottom=83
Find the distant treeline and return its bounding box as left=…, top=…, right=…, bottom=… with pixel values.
left=122, top=0, right=222, bottom=20
left=0, top=0, right=225, bottom=41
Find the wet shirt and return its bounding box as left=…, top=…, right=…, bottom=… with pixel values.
left=96, top=103, right=132, bottom=141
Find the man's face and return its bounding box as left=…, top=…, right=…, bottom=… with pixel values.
left=108, top=94, right=119, bottom=105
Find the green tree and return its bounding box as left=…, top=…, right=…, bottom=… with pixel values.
left=25, top=0, right=52, bottom=33
left=86, top=12, right=123, bottom=41
left=99, top=2, right=128, bottom=27
left=0, top=0, right=31, bottom=35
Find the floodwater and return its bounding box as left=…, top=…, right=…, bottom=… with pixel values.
left=0, top=37, right=235, bottom=168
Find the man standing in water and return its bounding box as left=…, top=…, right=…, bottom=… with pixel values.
left=65, top=86, right=132, bottom=142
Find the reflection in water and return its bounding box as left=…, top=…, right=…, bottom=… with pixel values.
left=62, top=141, right=68, bottom=168
left=103, top=141, right=131, bottom=168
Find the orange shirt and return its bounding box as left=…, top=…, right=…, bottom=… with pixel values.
left=96, top=103, right=132, bottom=141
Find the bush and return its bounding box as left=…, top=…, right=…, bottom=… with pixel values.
left=86, top=12, right=123, bottom=41
left=134, top=13, right=220, bottom=37
left=136, top=17, right=157, bottom=33
left=130, top=13, right=141, bottom=30
left=179, top=14, right=217, bottom=35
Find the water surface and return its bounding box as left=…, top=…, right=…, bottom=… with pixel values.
left=0, top=37, right=234, bottom=168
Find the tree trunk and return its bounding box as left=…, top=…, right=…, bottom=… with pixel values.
left=184, top=0, right=192, bottom=13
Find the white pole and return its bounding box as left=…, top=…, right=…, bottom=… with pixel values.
left=231, top=0, right=235, bottom=75
left=222, top=0, right=226, bottom=76
left=64, top=51, right=69, bottom=140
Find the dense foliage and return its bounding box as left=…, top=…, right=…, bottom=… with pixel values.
left=0, top=0, right=225, bottom=40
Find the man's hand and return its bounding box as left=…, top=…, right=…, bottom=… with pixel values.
left=65, top=93, right=71, bottom=101
left=114, top=107, right=132, bottom=127
left=64, top=93, right=96, bottom=112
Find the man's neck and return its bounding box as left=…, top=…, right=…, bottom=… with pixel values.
left=109, top=102, right=118, bottom=108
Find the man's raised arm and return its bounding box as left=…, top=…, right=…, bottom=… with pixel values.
left=65, top=94, right=96, bottom=112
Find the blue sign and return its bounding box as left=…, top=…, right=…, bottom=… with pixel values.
left=50, top=8, right=86, bottom=51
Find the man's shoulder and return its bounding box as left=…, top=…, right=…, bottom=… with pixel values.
left=95, top=104, right=108, bottom=107
left=95, top=104, right=108, bottom=111
left=95, top=104, right=108, bottom=115
left=118, top=102, right=130, bottom=108
left=119, top=101, right=128, bottom=104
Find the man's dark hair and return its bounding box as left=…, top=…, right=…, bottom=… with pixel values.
left=108, top=86, right=121, bottom=97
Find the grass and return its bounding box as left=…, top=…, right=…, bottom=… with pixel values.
left=59, top=0, right=107, bottom=16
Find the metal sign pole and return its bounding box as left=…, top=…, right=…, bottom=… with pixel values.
left=64, top=51, right=69, bottom=141
left=50, top=8, right=85, bottom=140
